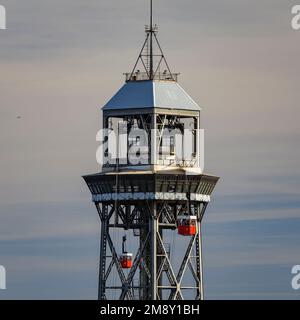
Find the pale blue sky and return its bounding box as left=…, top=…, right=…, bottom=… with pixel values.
left=0, top=0, right=300, bottom=299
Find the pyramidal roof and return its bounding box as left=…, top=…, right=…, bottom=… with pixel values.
left=103, top=1, right=202, bottom=113
left=103, top=80, right=201, bottom=111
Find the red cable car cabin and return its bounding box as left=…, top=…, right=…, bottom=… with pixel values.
left=119, top=253, right=133, bottom=269
left=177, top=215, right=197, bottom=236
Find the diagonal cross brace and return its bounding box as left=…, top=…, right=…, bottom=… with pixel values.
left=168, top=233, right=197, bottom=300
left=156, top=232, right=184, bottom=300
left=119, top=232, right=151, bottom=299
left=106, top=232, right=134, bottom=300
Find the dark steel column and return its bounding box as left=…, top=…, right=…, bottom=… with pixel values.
left=150, top=202, right=158, bottom=299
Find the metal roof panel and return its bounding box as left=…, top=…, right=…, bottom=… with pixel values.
left=154, top=81, right=201, bottom=111
left=103, top=80, right=201, bottom=111
left=103, top=81, right=154, bottom=110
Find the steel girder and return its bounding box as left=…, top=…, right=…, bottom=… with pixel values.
left=94, top=200, right=208, bottom=300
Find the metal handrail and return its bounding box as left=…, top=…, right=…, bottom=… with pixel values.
left=124, top=72, right=179, bottom=82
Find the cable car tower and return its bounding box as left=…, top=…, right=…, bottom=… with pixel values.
left=83, top=0, right=219, bottom=300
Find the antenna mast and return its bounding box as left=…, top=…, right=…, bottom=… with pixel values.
left=149, top=0, right=154, bottom=79
left=126, top=0, right=178, bottom=82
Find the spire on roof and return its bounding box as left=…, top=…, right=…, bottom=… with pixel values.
left=124, top=0, right=179, bottom=82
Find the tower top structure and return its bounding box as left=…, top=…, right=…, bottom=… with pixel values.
left=125, top=0, right=179, bottom=82
left=102, top=0, right=203, bottom=173
left=105, top=0, right=200, bottom=114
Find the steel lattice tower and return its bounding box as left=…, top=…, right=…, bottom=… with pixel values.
left=83, top=0, right=219, bottom=300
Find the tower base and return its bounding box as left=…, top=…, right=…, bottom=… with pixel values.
left=83, top=172, right=219, bottom=300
